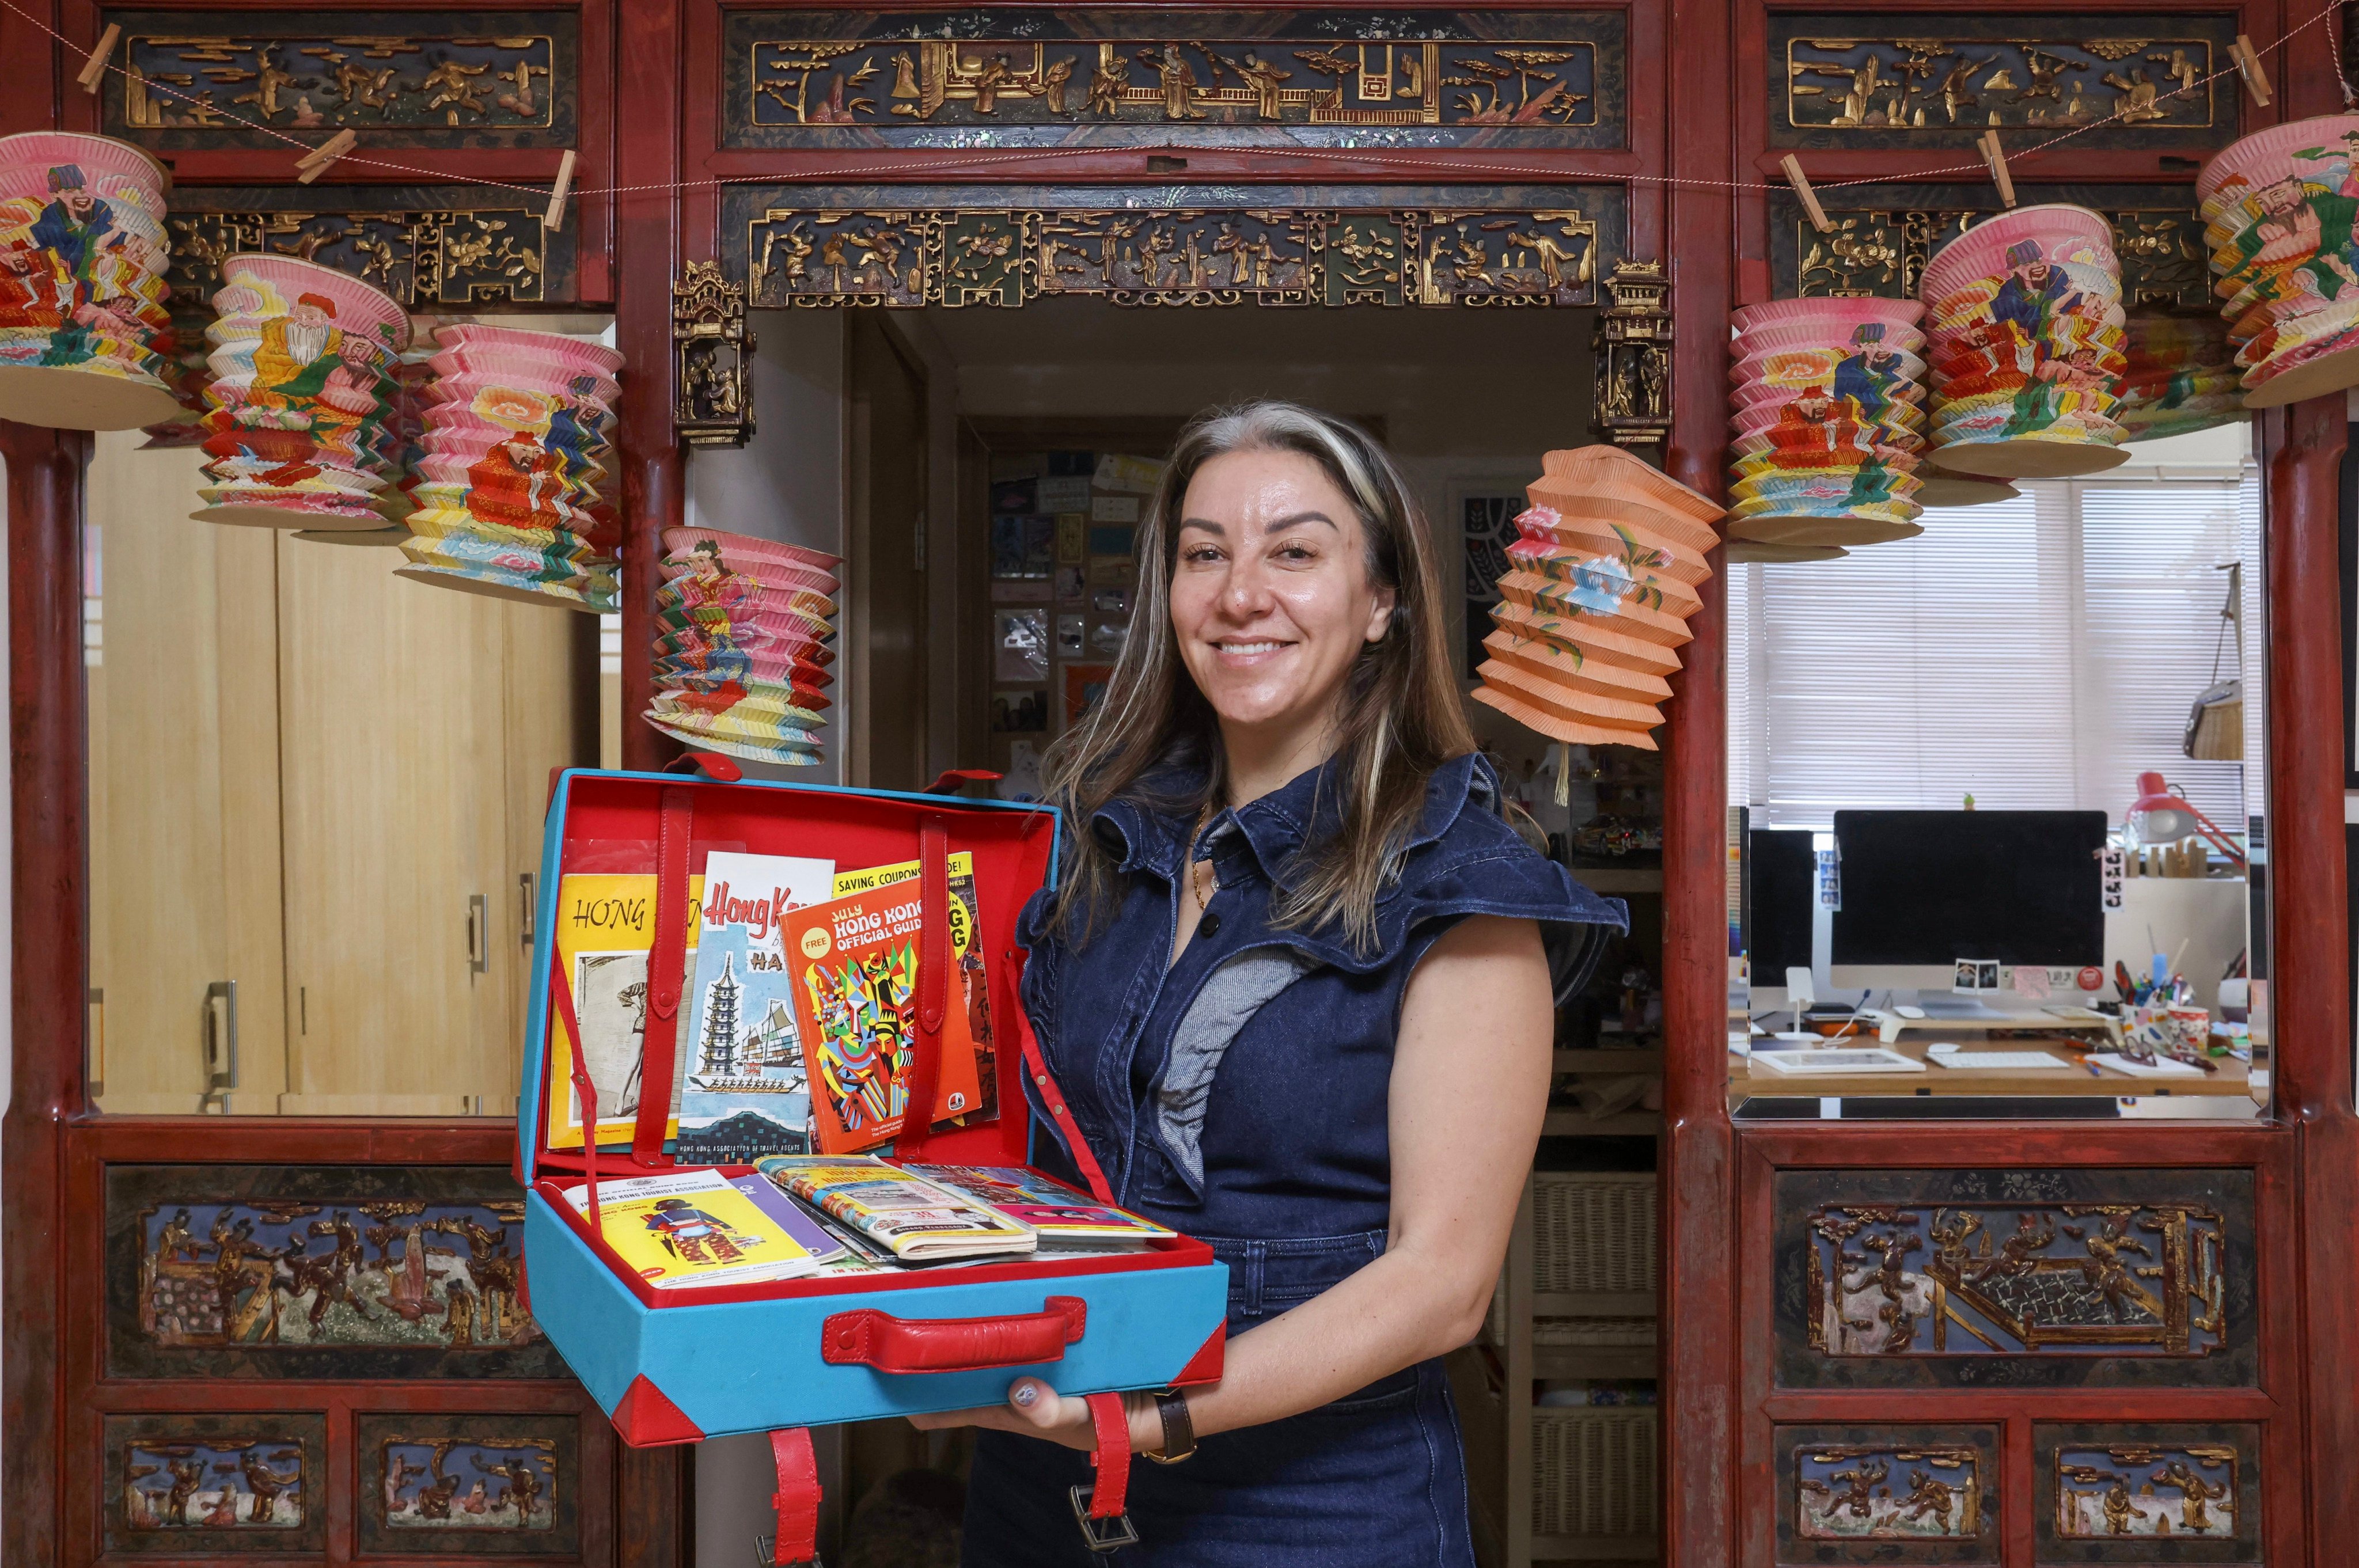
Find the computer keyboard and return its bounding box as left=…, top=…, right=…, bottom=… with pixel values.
left=1928, top=1050, right=2073, bottom=1070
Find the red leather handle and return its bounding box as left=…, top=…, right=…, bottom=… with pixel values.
left=821, top=1296, right=1086, bottom=1373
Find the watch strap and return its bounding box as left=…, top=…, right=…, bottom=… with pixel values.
left=1144, top=1388, right=1196, bottom=1464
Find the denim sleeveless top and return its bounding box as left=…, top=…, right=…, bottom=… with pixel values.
left=1014, top=749, right=1628, bottom=1312
left=962, top=750, right=1626, bottom=1568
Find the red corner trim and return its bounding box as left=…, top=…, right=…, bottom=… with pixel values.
left=610, top=1374, right=707, bottom=1447
left=1170, top=1322, right=1227, bottom=1387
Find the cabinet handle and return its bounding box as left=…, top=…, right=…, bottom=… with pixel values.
left=468, top=893, right=491, bottom=975
left=519, top=872, right=537, bottom=948
left=201, top=981, right=237, bottom=1114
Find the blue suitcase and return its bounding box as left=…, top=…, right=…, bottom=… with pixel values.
left=517, top=766, right=1227, bottom=1552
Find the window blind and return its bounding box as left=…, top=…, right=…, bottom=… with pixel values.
left=1727, top=472, right=2263, bottom=835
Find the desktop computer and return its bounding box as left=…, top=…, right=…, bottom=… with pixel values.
left=1829, top=809, right=2108, bottom=1012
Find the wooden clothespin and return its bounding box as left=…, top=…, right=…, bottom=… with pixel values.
left=75, top=24, right=120, bottom=94
left=2229, top=35, right=2273, bottom=107
left=1978, top=130, right=2017, bottom=208
left=1781, top=155, right=1831, bottom=234
left=295, top=128, right=357, bottom=185
left=543, top=149, right=578, bottom=233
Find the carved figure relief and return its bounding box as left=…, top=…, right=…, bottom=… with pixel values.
left=744, top=206, right=1601, bottom=310
left=136, top=1198, right=537, bottom=1350
left=108, top=1166, right=566, bottom=1379
left=674, top=259, right=754, bottom=447
left=724, top=12, right=1624, bottom=146
left=124, top=1438, right=305, bottom=1530
left=381, top=1438, right=557, bottom=1529
left=1797, top=1444, right=1983, bottom=1539
left=103, top=10, right=576, bottom=147
left=752, top=37, right=1593, bottom=128
left=167, top=203, right=552, bottom=306
left=355, top=1413, right=579, bottom=1555
left=2055, top=1444, right=2237, bottom=1538
left=1769, top=17, right=2236, bottom=146
left=105, top=1414, right=329, bottom=1556
left=1775, top=187, right=2205, bottom=307
left=1806, top=1201, right=2225, bottom=1357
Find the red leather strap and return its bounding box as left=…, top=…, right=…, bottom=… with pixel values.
left=1011, top=947, right=1115, bottom=1205
left=1083, top=1391, right=1131, bottom=1520
left=924, top=768, right=1002, bottom=795
left=895, top=817, right=950, bottom=1156
left=821, top=1296, right=1085, bottom=1373
left=767, top=1428, right=820, bottom=1566
left=551, top=947, right=602, bottom=1228
left=632, top=786, right=695, bottom=1166
left=668, top=751, right=742, bottom=781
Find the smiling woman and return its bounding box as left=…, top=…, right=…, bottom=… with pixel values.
left=912, top=401, right=1629, bottom=1566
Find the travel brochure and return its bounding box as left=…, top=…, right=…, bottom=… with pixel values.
left=754, top=1156, right=1038, bottom=1262
left=555, top=845, right=1002, bottom=1160
left=559, top=1168, right=845, bottom=1290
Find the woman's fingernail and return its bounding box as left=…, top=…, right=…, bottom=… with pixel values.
left=1012, top=1383, right=1038, bottom=1407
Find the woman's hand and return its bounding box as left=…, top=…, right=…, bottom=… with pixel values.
left=908, top=1380, right=1160, bottom=1453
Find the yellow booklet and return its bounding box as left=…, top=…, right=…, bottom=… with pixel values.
left=547, top=873, right=704, bottom=1151
left=561, top=1170, right=832, bottom=1290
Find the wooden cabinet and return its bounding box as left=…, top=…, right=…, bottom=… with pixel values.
left=85, top=436, right=587, bottom=1118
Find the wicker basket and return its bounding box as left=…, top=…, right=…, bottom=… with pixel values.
left=1532, top=1171, right=1658, bottom=1294
left=1533, top=1315, right=1657, bottom=1347
left=1532, top=1404, right=1659, bottom=1537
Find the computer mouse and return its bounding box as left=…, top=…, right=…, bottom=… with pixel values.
left=1926, top=1042, right=1957, bottom=1054
left=1895, top=1004, right=1927, bottom=1019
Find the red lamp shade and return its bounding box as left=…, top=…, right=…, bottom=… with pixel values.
left=2125, top=770, right=2247, bottom=870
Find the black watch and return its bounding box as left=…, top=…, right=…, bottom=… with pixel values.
left=1142, top=1388, right=1196, bottom=1464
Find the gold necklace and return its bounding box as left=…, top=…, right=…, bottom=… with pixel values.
left=1189, top=804, right=1219, bottom=912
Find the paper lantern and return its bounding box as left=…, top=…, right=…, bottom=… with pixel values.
left=0, top=132, right=183, bottom=430
left=1919, top=204, right=2129, bottom=479
left=1470, top=445, right=1720, bottom=753
left=646, top=525, right=844, bottom=766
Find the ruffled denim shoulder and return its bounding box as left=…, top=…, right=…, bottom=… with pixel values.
left=1265, top=751, right=1629, bottom=974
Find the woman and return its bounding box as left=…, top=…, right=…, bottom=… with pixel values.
left=917, top=401, right=1624, bottom=1564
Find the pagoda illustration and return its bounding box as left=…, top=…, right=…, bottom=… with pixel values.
left=697, top=953, right=742, bottom=1076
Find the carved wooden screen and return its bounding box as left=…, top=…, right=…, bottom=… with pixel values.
left=0, top=3, right=679, bottom=1566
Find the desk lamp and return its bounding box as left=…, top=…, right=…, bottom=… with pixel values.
left=2125, top=770, right=2247, bottom=871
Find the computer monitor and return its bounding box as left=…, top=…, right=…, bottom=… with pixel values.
left=1745, top=827, right=1816, bottom=982
left=1829, top=810, right=2106, bottom=993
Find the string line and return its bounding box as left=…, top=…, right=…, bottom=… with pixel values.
left=0, top=0, right=2344, bottom=208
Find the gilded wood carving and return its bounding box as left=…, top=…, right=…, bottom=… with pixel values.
left=1776, top=1424, right=2001, bottom=1565
left=2031, top=1423, right=2261, bottom=1563
left=1773, top=1170, right=2255, bottom=1390
left=100, top=10, right=579, bottom=149
left=722, top=11, right=1625, bottom=147
left=1769, top=184, right=2205, bottom=307
left=104, top=1413, right=329, bottom=1556
left=107, top=1165, right=566, bottom=1379
left=732, top=193, right=1617, bottom=310
left=165, top=185, right=571, bottom=307
left=1768, top=14, right=2239, bottom=149
left=355, top=1413, right=580, bottom=1555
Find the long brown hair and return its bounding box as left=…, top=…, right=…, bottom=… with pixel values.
left=1041, top=400, right=1474, bottom=951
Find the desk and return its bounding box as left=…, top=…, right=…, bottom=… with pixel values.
left=1727, top=1031, right=2255, bottom=1104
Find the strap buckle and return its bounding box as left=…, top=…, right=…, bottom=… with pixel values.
left=753, top=1536, right=821, bottom=1568
left=1067, top=1486, right=1139, bottom=1554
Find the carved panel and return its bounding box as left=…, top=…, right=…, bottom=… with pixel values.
left=1776, top=1425, right=2000, bottom=1564
left=725, top=184, right=1625, bottom=309
left=1768, top=14, right=2240, bottom=149
left=1773, top=1169, right=2255, bottom=1389
left=2034, top=1424, right=2261, bottom=1563
left=107, top=1164, right=566, bottom=1380
left=104, top=1413, right=328, bottom=1555
left=356, top=1413, right=579, bottom=1555
left=164, top=185, right=575, bottom=308
left=101, top=9, right=579, bottom=150
left=722, top=10, right=1625, bottom=149
left=1769, top=183, right=2205, bottom=306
